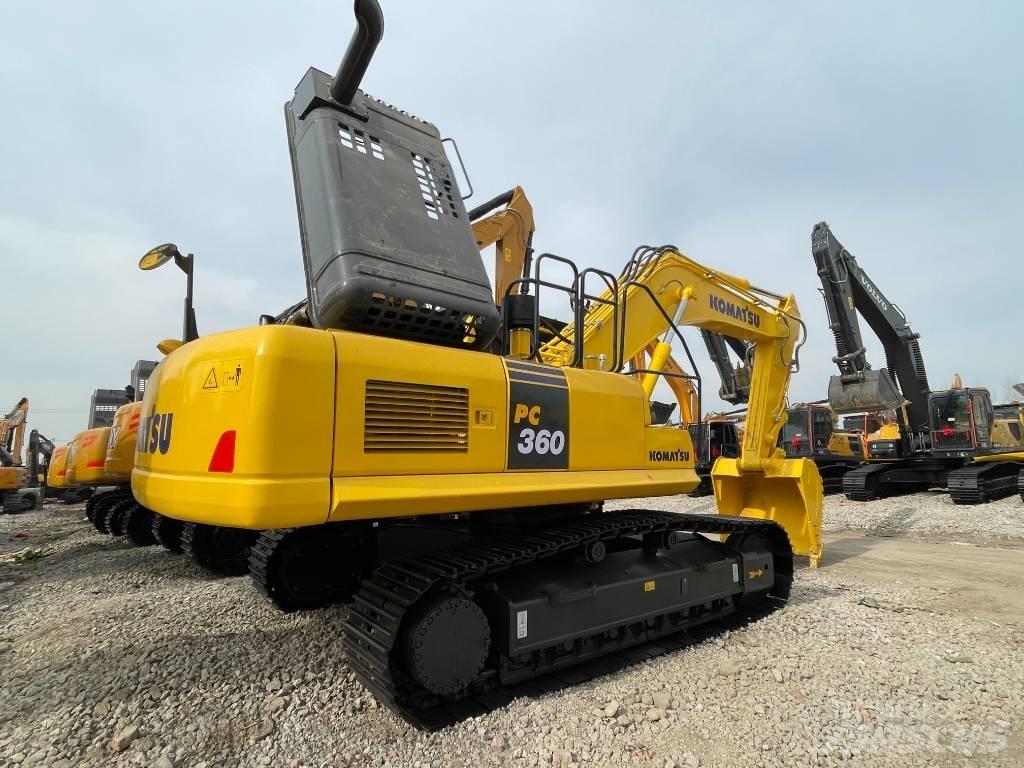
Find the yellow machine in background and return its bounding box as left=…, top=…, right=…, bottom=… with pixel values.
left=1, top=398, right=42, bottom=512
left=46, top=443, right=71, bottom=489
left=133, top=0, right=821, bottom=726
left=779, top=402, right=868, bottom=493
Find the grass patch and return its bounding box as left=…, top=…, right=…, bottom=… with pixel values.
left=7, top=548, right=52, bottom=565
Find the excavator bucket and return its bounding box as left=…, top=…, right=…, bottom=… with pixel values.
left=712, top=457, right=823, bottom=566
left=827, top=370, right=906, bottom=415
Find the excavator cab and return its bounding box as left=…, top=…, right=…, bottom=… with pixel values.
left=928, top=388, right=994, bottom=456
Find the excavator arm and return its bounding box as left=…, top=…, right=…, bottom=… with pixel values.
left=538, top=247, right=823, bottom=563
left=26, top=429, right=55, bottom=483
left=0, top=399, right=29, bottom=467
left=701, top=330, right=751, bottom=405
left=468, top=186, right=536, bottom=306
left=811, top=222, right=926, bottom=427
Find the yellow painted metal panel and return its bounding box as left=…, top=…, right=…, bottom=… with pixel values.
left=328, top=468, right=700, bottom=522
left=563, top=367, right=646, bottom=471
left=131, top=325, right=335, bottom=524
left=65, top=427, right=111, bottom=486
left=333, top=331, right=507, bottom=477
left=46, top=445, right=70, bottom=488
left=104, top=401, right=142, bottom=480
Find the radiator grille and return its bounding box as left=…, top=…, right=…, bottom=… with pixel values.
left=364, top=380, right=469, bottom=452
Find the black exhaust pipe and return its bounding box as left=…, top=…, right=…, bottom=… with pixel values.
left=330, top=0, right=384, bottom=105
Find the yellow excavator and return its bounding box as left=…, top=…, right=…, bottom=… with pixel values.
left=1, top=398, right=41, bottom=512
left=133, top=0, right=821, bottom=727
left=779, top=402, right=871, bottom=493
left=46, top=442, right=72, bottom=492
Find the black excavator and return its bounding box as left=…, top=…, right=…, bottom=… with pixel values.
left=812, top=222, right=1024, bottom=502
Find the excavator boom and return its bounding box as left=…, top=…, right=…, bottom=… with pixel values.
left=811, top=222, right=919, bottom=420
left=535, top=248, right=822, bottom=563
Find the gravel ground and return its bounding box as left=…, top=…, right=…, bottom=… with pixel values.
left=1, top=493, right=1022, bottom=767
left=611, top=490, right=1024, bottom=541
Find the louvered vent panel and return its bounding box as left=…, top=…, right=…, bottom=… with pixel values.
left=364, top=380, right=469, bottom=452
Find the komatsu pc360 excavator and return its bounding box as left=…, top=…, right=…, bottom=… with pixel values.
left=133, top=0, right=821, bottom=726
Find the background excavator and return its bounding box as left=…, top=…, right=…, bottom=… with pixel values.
left=812, top=221, right=1024, bottom=502
left=778, top=401, right=871, bottom=492
left=1, top=399, right=46, bottom=512
left=132, top=0, right=821, bottom=727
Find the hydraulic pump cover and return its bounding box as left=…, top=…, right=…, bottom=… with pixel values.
left=285, top=68, right=499, bottom=350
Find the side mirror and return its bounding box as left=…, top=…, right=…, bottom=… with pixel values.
left=139, top=243, right=182, bottom=271
left=140, top=243, right=199, bottom=344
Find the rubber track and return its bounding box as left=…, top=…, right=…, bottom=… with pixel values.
left=343, top=510, right=792, bottom=729
left=1019, top=468, right=1024, bottom=502
left=948, top=461, right=1023, bottom=505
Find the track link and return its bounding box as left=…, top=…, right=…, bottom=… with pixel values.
left=124, top=505, right=157, bottom=546
left=91, top=490, right=132, bottom=534
left=948, top=461, right=1024, bottom=505
left=1019, top=468, right=1024, bottom=502
left=152, top=514, right=185, bottom=553
left=344, top=510, right=791, bottom=729
left=104, top=498, right=137, bottom=537
left=181, top=523, right=258, bottom=575
left=250, top=527, right=368, bottom=611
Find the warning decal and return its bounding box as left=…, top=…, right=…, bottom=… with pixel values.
left=200, top=359, right=246, bottom=393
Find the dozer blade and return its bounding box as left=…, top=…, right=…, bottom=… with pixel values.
left=827, top=370, right=907, bottom=414
left=712, top=457, right=823, bottom=566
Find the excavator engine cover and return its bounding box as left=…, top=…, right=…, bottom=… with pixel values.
left=285, top=68, right=499, bottom=350
left=828, top=370, right=906, bottom=415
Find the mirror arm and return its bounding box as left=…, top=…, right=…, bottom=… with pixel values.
left=179, top=253, right=199, bottom=343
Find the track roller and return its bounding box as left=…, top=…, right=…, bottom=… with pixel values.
left=181, top=522, right=259, bottom=575
left=152, top=514, right=185, bottom=553
left=249, top=526, right=369, bottom=611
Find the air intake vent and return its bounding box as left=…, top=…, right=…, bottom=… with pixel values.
left=364, top=380, right=469, bottom=453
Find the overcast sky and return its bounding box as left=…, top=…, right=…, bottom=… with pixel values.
left=1, top=1, right=1021, bottom=444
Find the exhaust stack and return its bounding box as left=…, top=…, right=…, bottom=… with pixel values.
left=330, top=0, right=384, bottom=105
